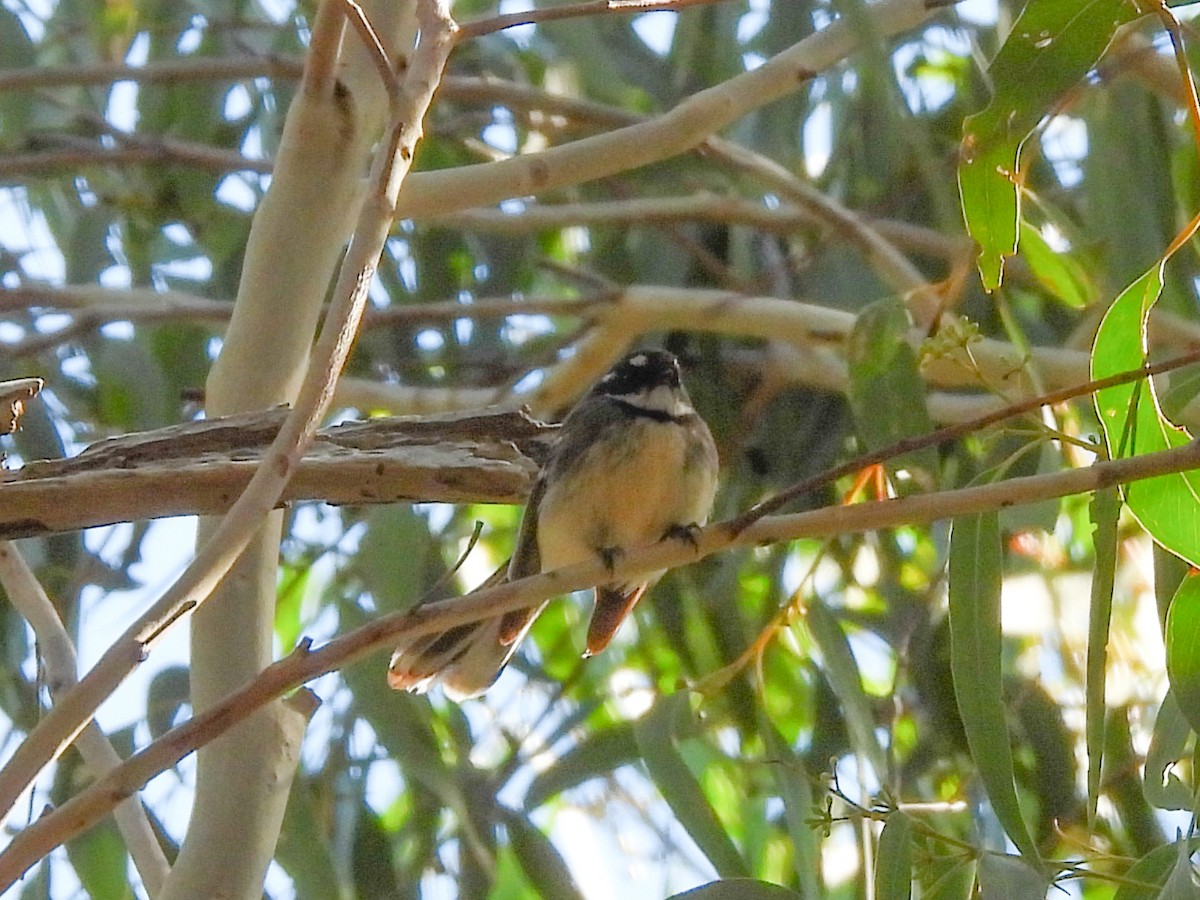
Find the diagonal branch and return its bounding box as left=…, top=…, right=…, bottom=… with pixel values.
left=0, top=542, right=170, bottom=895
left=395, top=0, right=956, bottom=218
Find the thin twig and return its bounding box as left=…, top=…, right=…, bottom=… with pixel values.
left=729, top=344, right=1200, bottom=533
left=335, top=0, right=403, bottom=111
left=0, top=55, right=304, bottom=92
left=456, top=0, right=730, bottom=41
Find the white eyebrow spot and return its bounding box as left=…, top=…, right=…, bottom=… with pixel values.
left=628, top=354, right=648, bottom=367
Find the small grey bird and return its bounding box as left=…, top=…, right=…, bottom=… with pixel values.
left=387, top=349, right=719, bottom=699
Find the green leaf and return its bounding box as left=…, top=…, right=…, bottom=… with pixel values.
left=976, top=853, right=1047, bottom=900
left=276, top=778, right=344, bottom=900
left=351, top=804, right=402, bottom=900
left=1158, top=837, right=1200, bottom=900
left=1166, top=574, right=1200, bottom=734
left=846, top=297, right=936, bottom=486
left=1086, top=487, right=1120, bottom=823
left=804, top=598, right=888, bottom=780
left=355, top=505, right=446, bottom=615
left=524, top=723, right=638, bottom=809
left=759, top=717, right=820, bottom=900
left=958, top=0, right=1142, bottom=287
left=1114, top=839, right=1200, bottom=900
left=635, top=692, right=749, bottom=879
left=66, top=819, right=134, bottom=900
left=145, top=664, right=190, bottom=741
left=502, top=809, right=585, bottom=900
left=1017, top=221, right=1092, bottom=308
left=1093, top=263, right=1200, bottom=567
left=666, top=880, right=804, bottom=900
left=275, top=562, right=313, bottom=651
left=874, top=812, right=913, bottom=900
left=948, top=513, right=1038, bottom=860
left=1142, top=690, right=1193, bottom=811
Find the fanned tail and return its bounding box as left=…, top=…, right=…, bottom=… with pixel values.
left=387, top=617, right=518, bottom=700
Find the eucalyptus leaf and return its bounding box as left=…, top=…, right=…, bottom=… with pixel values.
left=948, top=513, right=1038, bottom=860
left=635, top=693, right=749, bottom=879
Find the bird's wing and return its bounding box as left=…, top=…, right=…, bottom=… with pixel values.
left=497, top=473, right=547, bottom=645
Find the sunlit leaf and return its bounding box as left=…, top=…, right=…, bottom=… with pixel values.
left=1093, top=263, right=1200, bottom=566
left=959, top=0, right=1142, bottom=287
left=1017, top=221, right=1092, bottom=308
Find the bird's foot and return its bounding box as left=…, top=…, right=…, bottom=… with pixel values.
left=596, top=545, right=624, bottom=573
left=661, top=522, right=702, bottom=551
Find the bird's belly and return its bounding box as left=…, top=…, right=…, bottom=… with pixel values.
left=536, top=422, right=709, bottom=570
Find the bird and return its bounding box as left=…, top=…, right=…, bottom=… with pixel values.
left=387, top=348, right=719, bottom=700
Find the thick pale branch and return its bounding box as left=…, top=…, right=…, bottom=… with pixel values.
left=435, top=196, right=971, bottom=261
left=394, top=0, right=948, bottom=218
left=341, top=286, right=1090, bottom=416
left=0, top=409, right=547, bottom=539
left=1, top=437, right=1198, bottom=884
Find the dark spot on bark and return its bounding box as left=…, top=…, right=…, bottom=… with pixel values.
left=375, top=462, right=386, bottom=476
left=0, top=519, right=46, bottom=540
left=333, top=79, right=356, bottom=143
left=528, top=158, right=550, bottom=188
left=796, top=66, right=816, bottom=83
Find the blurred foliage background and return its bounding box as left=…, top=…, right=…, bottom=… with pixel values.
left=1, top=0, right=1199, bottom=897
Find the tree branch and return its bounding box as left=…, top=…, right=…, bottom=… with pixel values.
left=394, top=0, right=953, bottom=218
left=456, top=0, right=732, bottom=41
left=0, top=408, right=548, bottom=539
left=0, top=542, right=170, bottom=895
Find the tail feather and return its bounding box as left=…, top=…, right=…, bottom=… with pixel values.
left=498, top=606, right=537, bottom=645
left=584, top=583, right=647, bottom=657
left=388, top=605, right=545, bottom=700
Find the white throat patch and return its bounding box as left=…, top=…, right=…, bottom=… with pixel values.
left=617, top=384, right=692, bottom=418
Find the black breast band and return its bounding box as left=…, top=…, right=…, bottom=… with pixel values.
left=611, top=397, right=687, bottom=423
